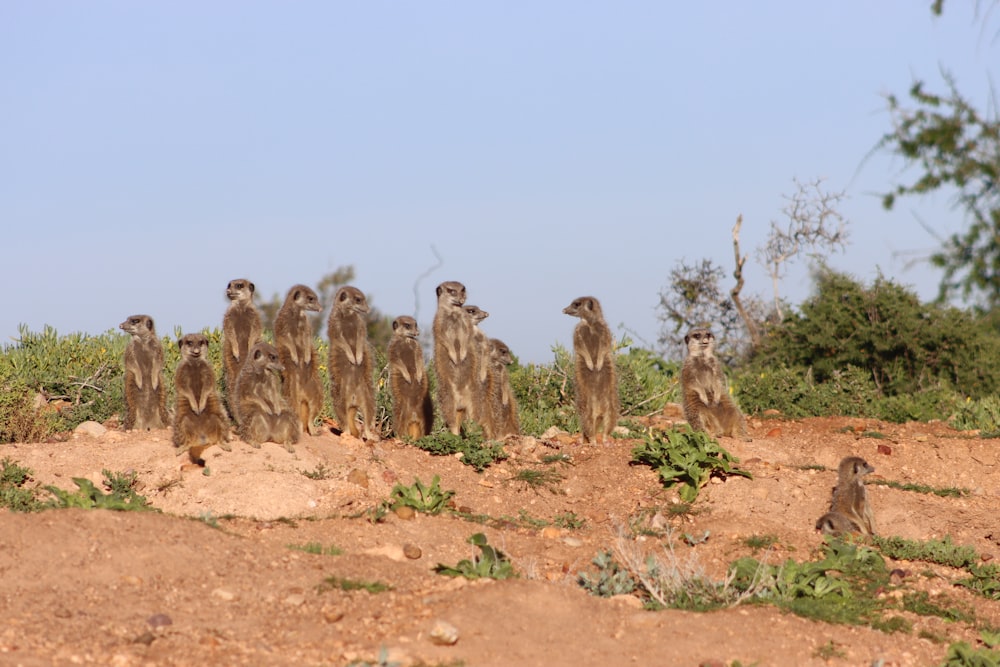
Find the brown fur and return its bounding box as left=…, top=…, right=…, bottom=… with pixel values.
left=433, top=281, right=478, bottom=435
left=484, top=338, right=520, bottom=439
left=273, top=284, right=324, bottom=436
left=172, top=333, right=231, bottom=464
left=825, top=456, right=876, bottom=536
left=680, top=328, right=750, bottom=440
left=814, top=511, right=863, bottom=537
left=233, top=342, right=300, bottom=451
left=222, top=278, right=262, bottom=409
left=387, top=315, right=433, bottom=440
left=119, top=314, right=169, bottom=431
left=464, top=305, right=491, bottom=423
left=563, top=296, right=618, bottom=444
left=326, top=285, right=378, bottom=441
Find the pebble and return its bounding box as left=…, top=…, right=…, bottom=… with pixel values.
left=73, top=421, right=106, bottom=438
left=283, top=594, right=306, bottom=607
left=394, top=506, right=416, bottom=521
left=347, top=469, right=369, bottom=489
left=146, top=613, right=172, bottom=628
left=211, top=588, right=236, bottom=601
left=429, top=620, right=460, bottom=646
left=403, top=543, right=422, bottom=559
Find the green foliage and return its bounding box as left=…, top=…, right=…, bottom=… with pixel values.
left=287, top=542, right=343, bottom=556
left=615, top=345, right=680, bottom=417
left=412, top=429, right=507, bottom=472
left=578, top=550, right=637, bottom=597
left=300, top=463, right=333, bottom=480
left=742, top=534, right=779, bottom=553
left=872, top=535, right=979, bottom=569
left=0, top=379, right=57, bottom=443
left=631, top=426, right=751, bottom=502
left=388, top=475, right=455, bottom=515
left=507, top=344, right=579, bottom=436
left=433, top=533, right=517, bottom=580
left=0, top=458, right=48, bottom=511
left=902, top=591, right=974, bottom=623
left=317, top=576, right=392, bottom=594
left=45, top=472, right=156, bottom=512
left=748, top=269, right=1000, bottom=401
left=957, top=563, right=1000, bottom=600
left=553, top=511, right=586, bottom=530
left=869, top=479, right=969, bottom=498
left=939, top=641, right=1000, bottom=667
left=952, top=395, right=1000, bottom=433
left=510, top=467, right=564, bottom=492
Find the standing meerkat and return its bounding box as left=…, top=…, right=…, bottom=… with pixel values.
left=680, top=328, right=750, bottom=440
left=563, top=296, right=618, bottom=444
left=387, top=315, right=433, bottom=440
left=172, top=333, right=231, bottom=464
left=464, top=305, right=491, bottom=423
left=818, top=455, right=876, bottom=536
left=484, top=338, right=520, bottom=439
left=233, top=342, right=300, bottom=451
left=119, top=314, right=169, bottom=430
left=433, top=281, right=479, bottom=435
left=273, top=284, right=324, bottom=436
left=327, top=285, right=378, bottom=441
left=222, top=278, right=262, bottom=407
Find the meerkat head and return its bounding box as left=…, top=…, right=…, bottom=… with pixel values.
left=489, top=338, right=513, bottom=365
left=120, top=315, right=155, bottom=337
left=250, top=342, right=284, bottom=374
left=464, top=305, right=489, bottom=325
left=563, top=296, right=602, bottom=320
left=839, top=456, right=874, bottom=479
left=178, top=333, right=209, bottom=359
left=335, top=286, right=370, bottom=315
left=392, top=316, right=420, bottom=339
left=684, top=328, right=715, bottom=357
left=226, top=279, right=255, bottom=303
left=287, top=285, right=321, bottom=312
left=436, top=281, right=467, bottom=308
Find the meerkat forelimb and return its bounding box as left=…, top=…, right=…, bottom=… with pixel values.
left=172, top=333, right=231, bottom=464
left=433, top=281, right=479, bottom=435
left=233, top=342, right=300, bottom=452
left=222, top=278, right=263, bottom=414
left=119, top=314, right=169, bottom=431
left=327, top=285, right=378, bottom=441
left=563, top=296, right=618, bottom=444
left=680, top=327, right=751, bottom=441
left=388, top=315, right=433, bottom=440
left=828, top=455, right=876, bottom=536
left=273, top=284, right=324, bottom=436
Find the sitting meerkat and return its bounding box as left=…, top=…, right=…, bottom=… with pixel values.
left=327, top=285, right=378, bottom=441
left=387, top=315, right=433, bottom=440
left=563, top=296, right=618, bottom=444
left=680, top=327, right=750, bottom=440
left=484, top=338, right=520, bottom=439
left=119, top=314, right=169, bottom=430
left=233, top=342, right=300, bottom=451
left=818, top=455, right=876, bottom=536
left=172, top=333, right=231, bottom=464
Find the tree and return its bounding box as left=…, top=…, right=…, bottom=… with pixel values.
left=875, top=7, right=999, bottom=307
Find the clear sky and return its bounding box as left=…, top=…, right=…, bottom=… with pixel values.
left=2, top=2, right=995, bottom=363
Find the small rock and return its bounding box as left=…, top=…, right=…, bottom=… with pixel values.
left=146, top=613, right=172, bottom=628
left=403, top=543, right=422, bottom=559
left=429, top=620, right=459, bottom=646
left=763, top=409, right=782, bottom=417
left=284, top=594, right=306, bottom=607
left=73, top=421, right=107, bottom=438
left=322, top=606, right=345, bottom=623
left=562, top=536, right=583, bottom=548
left=540, top=526, right=562, bottom=539
left=765, top=427, right=782, bottom=438
left=540, top=426, right=569, bottom=439
left=347, top=469, right=369, bottom=488
left=382, top=469, right=399, bottom=484
left=211, top=588, right=236, bottom=601
left=609, top=594, right=643, bottom=609
left=394, top=506, right=416, bottom=521
left=751, top=486, right=769, bottom=500
left=877, top=444, right=893, bottom=456
left=363, top=545, right=407, bottom=562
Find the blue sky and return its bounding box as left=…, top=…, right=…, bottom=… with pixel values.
left=2, top=2, right=995, bottom=363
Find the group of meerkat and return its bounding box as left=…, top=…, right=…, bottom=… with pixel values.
left=679, top=325, right=876, bottom=538
left=431, top=281, right=520, bottom=440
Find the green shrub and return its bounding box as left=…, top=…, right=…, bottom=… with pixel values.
left=0, top=458, right=49, bottom=511
left=0, top=379, right=57, bottom=443
left=508, top=344, right=579, bottom=436
left=952, top=395, right=1000, bottom=433
left=434, top=533, right=516, bottom=580
left=412, top=428, right=507, bottom=472
left=631, top=426, right=751, bottom=502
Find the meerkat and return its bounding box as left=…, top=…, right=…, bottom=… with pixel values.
left=387, top=315, right=433, bottom=440
left=484, top=338, right=520, bottom=439
left=233, top=342, right=299, bottom=451
left=326, top=285, right=378, bottom=441
left=815, top=511, right=863, bottom=537
left=680, top=327, right=750, bottom=440
left=172, top=333, right=231, bottom=464
left=464, top=304, right=491, bottom=423
left=273, top=284, right=324, bottom=436
left=433, top=281, right=479, bottom=435
left=563, top=296, right=618, bottom=444
left=222, top=278, right=262, bottom=410
left=119, top=314, right=169, bottom=430
left=825, top=455, right=876, bottom=536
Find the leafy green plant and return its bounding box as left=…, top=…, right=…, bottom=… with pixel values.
left=412, top=429, right=507, bottom=472
left=578, top=550, right=637, bottom=598
left=958, top=563, right=1000, bottom=600
left=952, top=395, right=1000, bottom=433
left=46, top=474, right=156, bottom=511
left=554, top=511, right=585, bottom=530
left=510, top=467, right=563, bottom=492
left=742, top=534, right=779, bottom=553
left=300, top=463, right=333, bottom=480
left=869, top=480, right=969, bottom=498
left=0, top=457, right=48, bottom=511
left=872, top=535, right=979, bottom=569
left=287, top=542, right=343, bottom=556
left=939, top=641, right=1000, bottom=667
left=813, top=641, right=847, bottom=660
left=631, top=426, right=751, bottom=502
left=434, top=533, right=516, bottom=580
left=388, top=476, right=455, bottom=515
left=902, top=591, right=974, bottom=624
left=507, top=344, right=578, bottom=437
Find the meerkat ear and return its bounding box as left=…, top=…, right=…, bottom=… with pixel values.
left=392, top=319, right=400, bottom=331
left=436, top=284, right=444, bottom=297
left=248, top=282, right=255, bottom=294
left=146, top=316, right=154, bottom=330
left=254, top=347, right=264, bottom=361
left=684, top=332, right=691, bottom=345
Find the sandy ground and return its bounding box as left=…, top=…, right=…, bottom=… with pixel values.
left=2, top=413, right=999, bottom=666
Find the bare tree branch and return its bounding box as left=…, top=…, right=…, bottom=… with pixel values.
left=730, top=215, right=760, bottom=348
